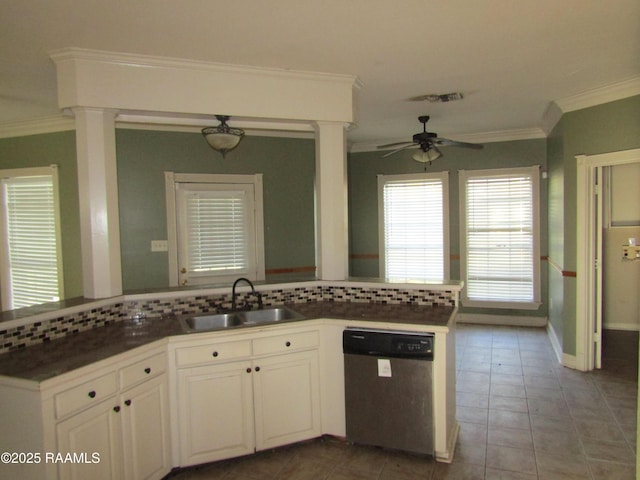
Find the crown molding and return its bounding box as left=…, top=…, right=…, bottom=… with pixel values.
left=554, top=76, right=640, bottom=113
left=0, top=115, right=74, bottom=139
left=349, top=127, right=546, bottom=153
left=50, top=47, right=363, bottom=89
left=540, top=101, right=564, bottom=136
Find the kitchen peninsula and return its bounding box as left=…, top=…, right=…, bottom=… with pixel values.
left=0, top=280, right=461, bottom=480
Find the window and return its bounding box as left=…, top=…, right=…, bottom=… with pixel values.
left=459, top=166, right=541, bottom=309
left=165, top=173, right=265, bottom=286
left=0, top=166, right=64, bottom=309
left=378, top=172, right=449, bottom=282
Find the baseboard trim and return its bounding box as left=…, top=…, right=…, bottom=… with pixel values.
left=546, top=323, right=563, bottom=364
left=456, top=313, right=547, bottom=327
left=435, top=421, right=459, bottom=464
left=603, top=323, right=640, bottom=332
left=562, top=353, right=577, bottom=369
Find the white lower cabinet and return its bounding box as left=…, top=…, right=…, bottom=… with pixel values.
left=54, top=352, right=171, bottom=480
left=175, top=329, right=321, bottom=467
left=121, top=375, right=171, bottom=480
left=56, top=397, right=122, bottom=480
left=177, top=360, right=254, bottom=466
left=0, top=346, right=172, bottom=480
left=253, top=350, right=320, bottom=450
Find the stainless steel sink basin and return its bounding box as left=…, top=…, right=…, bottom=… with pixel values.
left=180, top=312, right=243, bottom=332
left=179, top=307, right=304, bottom=332
left=238, top=307, right=305, bottom=324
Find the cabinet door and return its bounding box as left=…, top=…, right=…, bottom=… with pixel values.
left=253, top=349, right=321, bottom=451
left=121, top=375, right=171, bottom=480
left=177, top=361, right=254, bottom=466
left=56, top=399, right=121, bottom=480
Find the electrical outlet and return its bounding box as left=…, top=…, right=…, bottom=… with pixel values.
left=151, top=240, right=168, bottom=252
left=622, top=245, right=640, bottom=260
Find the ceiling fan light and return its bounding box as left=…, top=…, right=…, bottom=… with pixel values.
left=412, top=147, right=442, bottom=163
left=201, top=115, right=245, bottom=158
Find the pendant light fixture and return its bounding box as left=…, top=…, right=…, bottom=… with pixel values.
left=201, top=115, right=245, bottom=158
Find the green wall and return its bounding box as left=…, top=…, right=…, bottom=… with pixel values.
left=0, top=131, right=83, bottom=301
left=547, top=94, right=640, bottom=356
left=116, top=129, right=316, bottom=291
left=0, top=129, right=316, bottom=305
left=348, top=138, right=548, bottom=318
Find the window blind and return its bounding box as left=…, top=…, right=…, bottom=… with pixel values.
left=1, top=174, right=62, bottom=308
left=184, top=189, right=248, bottom=276
left=463, top=172, right=535, bottom=303
left=382, top=178, right=444, bottom=281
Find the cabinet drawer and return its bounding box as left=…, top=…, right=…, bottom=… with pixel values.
left=55, top=372, right=118, bottom=419
left=120, top=352, right=166, bottom=390
left=252, top=330, right=319, bottom=356
left=176, top=340, right=251, bottom=367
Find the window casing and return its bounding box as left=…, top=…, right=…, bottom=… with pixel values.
left=459, top=166, right=541, bottom=309
left=165, top=173, right=265, bottom=286
left=0, top=166, right=64, bottom=309
left=378, top=172, right=449, bottom=282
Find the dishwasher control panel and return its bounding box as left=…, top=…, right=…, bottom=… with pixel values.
left=343, top=328, right=434, bottom=360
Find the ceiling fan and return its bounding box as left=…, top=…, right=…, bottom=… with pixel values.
left=378, top=115, right=483, bottom=163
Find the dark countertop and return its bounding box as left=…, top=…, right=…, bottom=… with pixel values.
left=0, top=302, right=454, bottom=383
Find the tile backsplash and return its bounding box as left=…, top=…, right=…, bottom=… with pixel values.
left=0, top=284, right=456, bottom=354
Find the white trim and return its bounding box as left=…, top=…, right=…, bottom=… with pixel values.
left=546, top=321, right=563, bottom=364
left=377, top=171, right=450, bottom=282
left=115, top=113, right=315, bottom=134
left=555, top=76, right=640, bottom=113
left=459, top=165, right=542, bottom=309
left=0, top=115, right=74, bottom=139
left=0, top=165, right=64, bottom=309
left=457, top=313, right=547, bottom=327
left=50, top=47, right=362, bottom=87
left=562, top=353, right=578, bottom=370
left=575, top=148, right=640, bottom=371
left=165, top=172, right=265, bottom=287
left=50, top=47, right=360, bottom=124
left=540, top=101, right=564, bottom=136
left=603, top=323, right=640, bottom=332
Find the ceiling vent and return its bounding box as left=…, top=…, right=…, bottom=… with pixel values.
left=409, top=92, right=464, bottom=103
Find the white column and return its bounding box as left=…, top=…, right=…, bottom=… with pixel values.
left=314, top=121, right=349, bottom=280
left=74, top=108, right=123, bottom=298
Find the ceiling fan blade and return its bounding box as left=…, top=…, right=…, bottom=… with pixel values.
left=433, top=137, right=484, bottom=149
left=377, top=141, right=415, bottom=149
left=380, top=144, right=419, bottom=158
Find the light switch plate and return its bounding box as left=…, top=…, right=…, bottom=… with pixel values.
left=151, top=240, right=168, bottom=252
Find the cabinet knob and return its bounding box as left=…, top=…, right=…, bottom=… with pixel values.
left=255, top=366, right=261, bottom=372
left=246, top=368, right=252, bottom=373
left=212, top=351, right=219, bottom=357
left=125, top=399, right=132, bottom=407
left=88, top=390, right=97, bottom=398
left=285, top=341, right=291, bottom=347
left=144, top=367, right=151, bottom=374
left=113, top=406, right=120, bottom=413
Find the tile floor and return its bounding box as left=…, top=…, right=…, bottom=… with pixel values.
left=166, top=325, right=638, bottom=479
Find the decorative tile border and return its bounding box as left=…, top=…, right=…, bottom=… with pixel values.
left=0, top=284, right=455, bottom=354
left=0, top=304, right=123, bottom=353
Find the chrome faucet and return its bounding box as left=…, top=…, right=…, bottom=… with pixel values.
left=231, top=277, right=263, bottom=311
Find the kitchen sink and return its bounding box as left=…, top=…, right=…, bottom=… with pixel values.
left=238, top=307, right=305, bottom=324
left=180, top=313, right=243, bottom=332
left=179, top=307, right=304, bottom=332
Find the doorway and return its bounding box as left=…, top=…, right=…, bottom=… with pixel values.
left=576, top=148, right=640, bottom=372
left=600, top=163, right=640, bottom=378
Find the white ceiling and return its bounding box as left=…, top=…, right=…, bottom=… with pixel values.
left=1, top=0, right=639, bottom=150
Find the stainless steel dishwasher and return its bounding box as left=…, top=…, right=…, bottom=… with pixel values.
left=343, top=328, right=434, bottom=456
